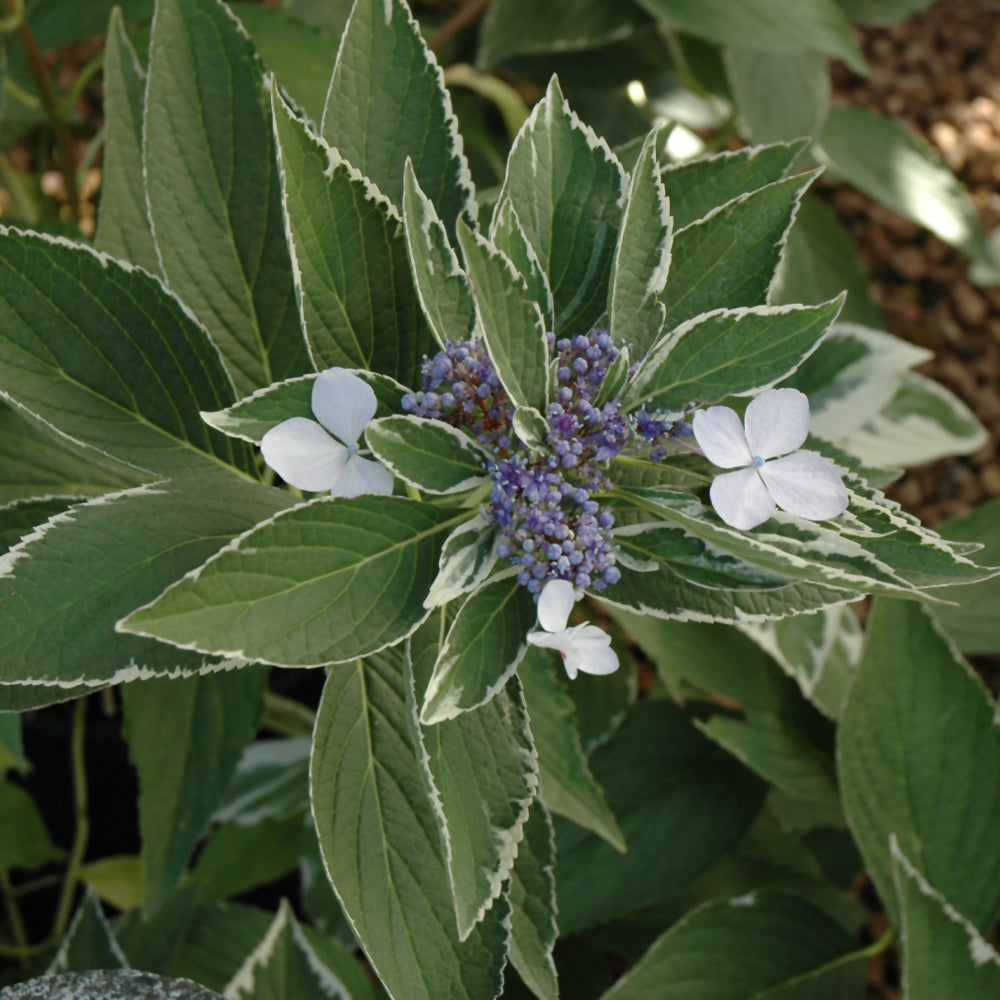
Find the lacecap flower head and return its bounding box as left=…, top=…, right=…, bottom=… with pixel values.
left=691, top=387, right=848, bottom=531
left=261, top=368, right=393, bottom=498
left=526, top=579, right=619, bottom=680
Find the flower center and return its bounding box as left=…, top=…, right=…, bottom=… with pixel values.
left=752, top=455, right=765, bottom=468
left=347, top=441, right=359, bottom=455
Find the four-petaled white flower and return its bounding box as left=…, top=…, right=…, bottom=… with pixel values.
left=691, top=387, right=848, bottom=531
left=261, top=368, right=394, bottom=498
left=526, top=579, right=619, bottom=680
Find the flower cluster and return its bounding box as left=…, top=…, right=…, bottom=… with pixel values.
left=401, top=339, right=512, bottom=451
left=406, top=331, right=641, bottom=595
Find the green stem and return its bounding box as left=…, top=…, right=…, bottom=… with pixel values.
left=0, top=870, right=29, bottom=969
left=1, top=0, right=81, bottom=222
left=262, top=691, right=316, bottom=737
left=63, top=50, right=104, bottom=112
left=3, top=76, right=43, bottom=111
left=51, top=697, right=89, bottom=941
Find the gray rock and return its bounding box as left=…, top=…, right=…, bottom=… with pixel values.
left=0, top=970, right=224, bottom=999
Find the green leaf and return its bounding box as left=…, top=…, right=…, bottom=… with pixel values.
left=0, top=495, right=76, bottom=554
left=273, top=93, right=434, bottom=386
left=0, top=229, right=254, bottom=478
left=412, top=619, right=538, bottom=939
left=48, top=886, right=129, bottom=974
left=231, top=3, right=339, bottom=124
left=490, top=199, right=556, bottom=333
left=624, top=298, right=843, bottom=412
left=420, top=575, right=537, bottom=724
left=424, top=514, right=499, bottom=610
left=94, top=8, right=159, bottom=273
left=202, top=371, right=408, bottom=446
left=890, top=841, right=1000, bottom=1000
left=633, top=0, right=866, bottom=72
left=841, top=370, right=987, bottom=468
left=191, top=817, right=302, bottom=904
left=213, top=736, right=311, bottom=826
left=21, top=0, right=153, bottom=50
left=496, top=76, right=626, bottom=333
left=456, top=219, right=550, bottom=413
left=224, top=900, right=353, bottom=1000
left=121, top=496, right=463, bottom=667
left=661, top=140, right=808, bottom=232
left=555, top=700, right=766, bottom=934
left=115, top=893, right=374, bottom=998
left=815, top=107, right=989, bottom=262
left=477, top=0, right=653, bottom=69
left=933, top=499, right=1000, bottom=654
left=661, top=171, right=817, bottom=329
left=519, top=648, right=624, bottom=852
left=144, top=0, right=306, bottom=396
left=772, top=196, right=884, bottom=327
left=0, top=682, right=92, bottom=713
left=322, top=0, right=475, bottom=234
left=617, top=487, right=937, bottom=601
left=311, top=647, right=509, bottom=1000
left=608, top=128, right=671, bottom=357
left=79, top=855, right=145, bottom=913
left=725, top=47, right=830, bottom=146
left=402, top=163, right=477, bottom=350
left=785, top=323, right=928, bottom=443
left=366, top=416, right=490, bottom=495
left=0, top=403, right=143, bottom=505
left=839, top=599, right=1000, bottom=932
left=738, top=605, right=864, bottom=720
left=598, top=889, right=864, bottom=1000
left=508, top=804, right=559, bottom=1000
left=0, top=779, right=63, bottom=872
left=611, top=617, right=842, bottom=830
left=122, top=667, right=267, bottom=910
left=0, top=477, right=289, bottom=687
left=606, top=522, right=852, bottom=623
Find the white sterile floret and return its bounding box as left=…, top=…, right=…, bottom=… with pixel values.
left=526, top=579, right=619, bottom=680
left=261, top=368, right=394, bottom=498
left=691, top=387, right=848, bottom=531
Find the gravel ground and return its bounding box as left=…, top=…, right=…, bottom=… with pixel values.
left=829, top=0, right=1000, bottom=528
left=828, top=7, right=1000, bottom=993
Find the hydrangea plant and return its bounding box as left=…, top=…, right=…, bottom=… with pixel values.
left=1, top=0, right=999, bottom=997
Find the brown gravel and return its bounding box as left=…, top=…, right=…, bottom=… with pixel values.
left=828, top=0, right=1000, bottom=528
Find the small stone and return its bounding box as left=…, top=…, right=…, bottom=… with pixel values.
left=981, top=463, right=1000, bottom=497
left=952, top=280, right=989, bottom=326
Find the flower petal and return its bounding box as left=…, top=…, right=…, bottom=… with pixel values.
left=311, top=368, right=377, bottom=446
left=691, top=406, right=753, bottom=468
left=261, top=417, right=348, bottom=492
left=536, top=579, right=574, bottom=632
left=328, top=455, right=395, bottom=499
left=564, top=624, right=619, bottom=678
left=759, top=451, right=848, bottom=522
left=744, top=388, right=810, bottom=459
left=709, top=465, right=776, bottom=530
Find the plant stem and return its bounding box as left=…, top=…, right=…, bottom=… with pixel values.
left=262, top=691, right=316, bottom=737
left=428, top=0, right=490, bottom=52
left=0, top=870, right=29, bottom=969
left=1, top=0, right=80, bottom=222
left=51, top=697, right=90, bottom=941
